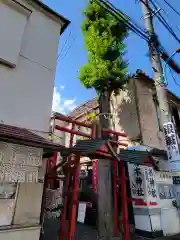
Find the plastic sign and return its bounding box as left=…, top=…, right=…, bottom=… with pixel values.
left=47, top=134, right=57, bottom=141
left=163, top=122, right=180, bottom=172
left=76, top=135, right=89, bottom=141
left=87, top=112, right=98, bottom=121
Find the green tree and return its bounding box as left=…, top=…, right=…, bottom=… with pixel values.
left=79, top=0, right=128, bottom=94
left=79, top=0, right=129, bottom=135
left=78, top=1, right=129, bottom=238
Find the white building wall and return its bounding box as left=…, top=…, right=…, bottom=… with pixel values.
left=0, top=0, right=62, bottom=135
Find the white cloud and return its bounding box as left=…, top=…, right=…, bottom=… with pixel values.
left=60, top=85, right=65, bottom=90
left=52, top=87, right=76, bottom=114
left=64, top=98, right=76, bottom=106
left=67, top=104, right=77, bottom=111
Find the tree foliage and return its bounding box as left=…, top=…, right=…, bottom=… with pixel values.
left=79, top=0, right=129, bottom=94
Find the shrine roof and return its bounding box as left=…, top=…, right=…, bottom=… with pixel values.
left=119, top=148, right=167, bottom=165
left=0, top=123, right=64, bottom=151
left=119, top=150, right=152, bottom=164
left=61, top=138, right=106, bottom=157
left=60, top=139, right=165, bottom=162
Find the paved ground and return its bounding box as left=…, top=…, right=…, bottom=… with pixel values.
left=41, top=219, right=97, bottom=240
left=75, top=224, right=97, bottom=240
left=41, top=219, right=180, bottom=240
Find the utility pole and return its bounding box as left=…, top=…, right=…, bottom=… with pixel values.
left=141, top=0, right=180, bottom=172
left=97, top=90, right=114, bottom=240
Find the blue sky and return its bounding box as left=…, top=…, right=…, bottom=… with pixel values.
left=43, top=0, right=180, bottom=114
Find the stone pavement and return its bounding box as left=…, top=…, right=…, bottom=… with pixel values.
left=41, top=219, right=97, bottom=240
left=41, top=219, right=180, bottom=240
left=75, top=223, right=97, bottom=240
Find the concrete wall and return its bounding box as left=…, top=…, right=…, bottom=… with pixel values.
left=13, top=183, right=44, bottom=225
left=0, top=226, right=41, bottom=240
left=0, top=199, right=15, bottom=226
left=0, top=141, right=45, bottom=229
left=110, top=80, right=141, bottom=146
left=135, top=78, right=165, bottom=149
left=68, top=75, right=180, bottom=151
left=69, top=81, right=140, bottom=148
left=0, top=0, right=63, bottom=135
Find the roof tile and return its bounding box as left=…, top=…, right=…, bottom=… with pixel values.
left=0, top=123, right=62, bottom=150
left=70, top=98, right=98, bottom=119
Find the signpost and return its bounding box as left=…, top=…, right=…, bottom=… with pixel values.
left=163, top=122, right=180, bottom=172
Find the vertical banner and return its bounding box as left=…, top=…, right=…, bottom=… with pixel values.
left=163, top=122, right=180, bottom=172
left=128, top=163, right=158, bottom=206
left=92, top=160, right=98, bottom=193
left=144, top=167, right=157, bottom=205
left=128, top=163, right=146, bottom=200
left=77, top=202, right=87, bottom=223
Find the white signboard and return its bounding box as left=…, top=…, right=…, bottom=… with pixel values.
left=128, top=164, right=158, bottom=207
left=144, top=167, right=157, bottom=203
left=77, top=202, right=86, bottom=223
left=128, top=163, right=146, bottom=199
left=163, top=122, right=180, bottom=172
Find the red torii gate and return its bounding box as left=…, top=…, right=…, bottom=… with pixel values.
left=46, top=114, right=131, bottom=240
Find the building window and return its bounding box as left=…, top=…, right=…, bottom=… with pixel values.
left=171, top=107, right=180, bottom=138
left=153, top=94, right=162, bottom=131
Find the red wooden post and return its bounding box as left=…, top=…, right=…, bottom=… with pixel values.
left=59, top=123, right=75, bottom=240
left=59, top=172, right=70, bottom=240
left=68, top=155, right=80, bottom=240
left=120, top=161, right=130, bottom=240
left=113, top=159, right=119, bottom=237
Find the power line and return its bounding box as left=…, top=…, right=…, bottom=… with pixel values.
left=169, top=67, right=180, bottom=88
left=138, top=0, right=180, bottom=72
left=57, top=31, right=72, bottom=60
left=152, top=0, right=169, bottom=17
left=96, top=0, right=149, bottom=41
left=154, top=0, right=180, bottom=34
left=94, top=0, right=180, bottom=73
left=155, top=1, right=180, bottom=34
left=103, top=0, right=147, bottom=35
left=59, top=34, right=76, bottom=62
left=148, top=0, right=180, bottom=44
left=163, top=0, right=180, bottom=18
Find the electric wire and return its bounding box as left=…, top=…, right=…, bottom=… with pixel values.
left=59, top=34, right=76, bottom=62
left=152, top=0, right=169, bottom=17
left=92, top=0, right=180, bottom=73
left=150, top=0, right=180, bottom=41
left=153, top=0, right=180, bottom=34
left=57, top=31, right=72, bottom=61
left=96, top=0, right=149, bottom=42
left=169, top=67, right=180, bottom=88
left=96, top=0, right=166, bottom=62
left=163, top=0, right=180, bottom=18
left=148, top=0, right=180, bottom=44
left=140, top=0, right=179, bottom=42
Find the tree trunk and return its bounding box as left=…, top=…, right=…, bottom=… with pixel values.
left=97, top=89, right=113, bottom=240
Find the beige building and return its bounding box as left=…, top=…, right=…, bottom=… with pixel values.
left=69, top=70, right=180, bottom=150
